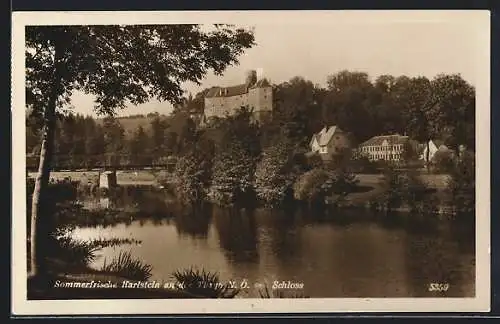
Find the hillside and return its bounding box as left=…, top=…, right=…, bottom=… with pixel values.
left=95, top=112, right=191, bottom=139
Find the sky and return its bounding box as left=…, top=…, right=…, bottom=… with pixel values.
left=66, top=11, right=487, bottom=118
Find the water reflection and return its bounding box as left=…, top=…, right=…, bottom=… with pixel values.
left=255, top=208, right=302, bottom=267
left=175, top=205, right=212, bottom=239
left=404, top=224, right=476, bottom=297
left=72, top=186, right=475, bottom=298
left=213, top=206, right=259, bottom=263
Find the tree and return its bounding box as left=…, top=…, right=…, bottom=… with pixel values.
left=218, top=107, right=261, bottom=158
left=102, top=116, right=126, bottom=165
left=129, top=125, right=150, bottom=164
left=428, top=74, right=475, bottom=152
left=448, top=150, right=475, bottom=217
left=208, top=141, right=256, bottom=206
left=399, top=76, right=435, bottom=170
left=372, top=75, right=405, bottom=135
left=322, top=71, right=377, bottom=143
left=254, top=140, right=296, bottom=207
left=164, top=131, right=179, bottom=155
left=272, top=77, right=324, bottom=147
left=173, top=89, right=208, bottom=115
left=84, top=119, right=105, bottom=167
left=293, top=168, right=332, bottom=207
left=207, top=108, right=260, bottom=206
left=177, top=117, right=197, bottom=154
left=150, top=115, right=168, bottom=160
left=26, top=113, right=43, bottom=155
left=172, top=152, right=211, bottom=207
left=26, top=24, right=255, bottom=277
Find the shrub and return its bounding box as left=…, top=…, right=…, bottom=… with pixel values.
left=101, top=251, right=153, bottom=281
left=254, top=141, right=297, bottom=207
left=327, top=168, right=359, bottom=205
left=432, top=149, right=455, bottom=173
left=293, top=168, right=331, bottom=205
left=447, top=151, right=475, bottom=217
left=49, top=236, right=100, bottom=267
left=172, top=267, right=239, bottom=298
left=304, top=153, right=324, bottom=170
left=402, top=171, right=438, bottom=216
left=171, top=153, right=211, bottom=205
left=379, top=167, right=437, bottom=215
left=207, top=141, right=256, bottom=206
left=293, top=166, right=359, bottom=207
left=379, top=167, right=408, bottom=212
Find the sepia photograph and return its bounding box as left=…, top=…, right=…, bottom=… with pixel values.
left=11, top=10, right=490, bottom=315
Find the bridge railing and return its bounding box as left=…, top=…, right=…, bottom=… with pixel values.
left=26, top=154, right=178, bottom=171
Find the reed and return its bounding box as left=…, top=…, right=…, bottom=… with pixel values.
left=87, top=237, right=142, bottom=249
left=100, top=251, right=152, bottom=281
left=54, top=237, right=100, bottom=266
left=171, top=267, right=239, bottom=298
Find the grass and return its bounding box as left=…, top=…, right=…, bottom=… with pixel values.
left=100, top=251, right=153, bottom=281
left=87, top=237, right=142, bottom=249
left=341, top=173, right=451, bottom=207
left=171, top=267, right=240, bottom=298
left=52, top=237, right=101, bottom=267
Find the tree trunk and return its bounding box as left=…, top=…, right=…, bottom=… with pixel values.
left=425, top=140, right=431, bottom=173
left=29, top=46, right=63, bottom=278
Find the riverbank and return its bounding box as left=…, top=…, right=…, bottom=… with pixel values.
left=28, top=170, right=451, bottom=198
left=332, top=173, right=451, bottom=208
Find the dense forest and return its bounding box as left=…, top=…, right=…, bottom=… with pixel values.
left=26, top=70, right=475, bottom=169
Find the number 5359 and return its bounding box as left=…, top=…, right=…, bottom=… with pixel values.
left=428, top=283, right=449, bottom=292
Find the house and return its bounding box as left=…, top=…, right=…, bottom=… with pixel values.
left=204, top=70, right=273, bottom=124
left=420, top=140, right=449, bottom=162
left=309, top=125, right=351, bottom=159
left=357, top=134, right=410, bottom=162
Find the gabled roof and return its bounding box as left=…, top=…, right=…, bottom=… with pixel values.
left=359, top=134, right=409, bottom=147
left=205, top=84, right=248, bottom=98
left=310, top=126, right=343, bottom=147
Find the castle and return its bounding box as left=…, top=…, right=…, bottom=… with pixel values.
left=203, top=70, right=273, bottom=123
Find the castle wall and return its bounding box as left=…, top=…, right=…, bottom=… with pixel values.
left=204, top=97, right=226, bottom=118
left=253, top=87, right=273, bottom=112
left=226, top=93, right=249, bottom=112
left=204, top=85, right=273, bottom=122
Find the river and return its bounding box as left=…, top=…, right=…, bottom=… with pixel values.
left=71, top=187, right=475, bottom=298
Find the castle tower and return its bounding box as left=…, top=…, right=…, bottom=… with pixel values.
left=245, top=70, right=257, bottom=89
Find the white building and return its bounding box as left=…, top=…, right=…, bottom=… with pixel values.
left=309, top=126, right=351, bottom=159
left=203, top=70, right=273, bottom=123
left=358, top=134, right=410, bottom=162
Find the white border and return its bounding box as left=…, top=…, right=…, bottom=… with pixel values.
left=11, top=10, right=491, bottom=315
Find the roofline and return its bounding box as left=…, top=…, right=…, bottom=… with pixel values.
left=359, top=134, right=410, bottom=146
